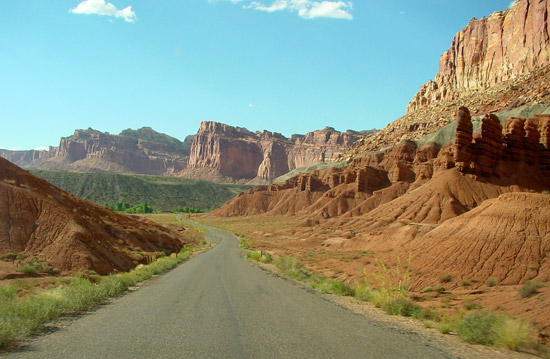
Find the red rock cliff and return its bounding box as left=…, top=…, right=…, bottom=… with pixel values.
left=0, top=128, right=189, bottom=175
left=407, top=0, right=550, bottom=113
left=185, top=122, right=361, bottom=183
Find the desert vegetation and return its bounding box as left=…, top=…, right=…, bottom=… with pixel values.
left=30, top=169, right=250, bottom=212
left=0, top=242, right=209, bottom=350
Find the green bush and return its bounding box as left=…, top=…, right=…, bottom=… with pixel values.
left=274, top=256, right=310, bottom=281
left=494, top=317, right=533, bottom=350
left=17, top=263, right=39, bottom=275
left=457, top=311, right=499, bottom=345
left=439, top=273, right=452, bottom=283
left=463, top=299, right=482, bottom=311
left=485, top=277, right=498, bottom=287
left=1, top=253, right=17, bottom=261
left=519, top=280, right=543, bottom=298
left=0, top=250, right=193, bottom=349
left=437, top=320, right=457, bottom=334
left=353, top=281, right=373, bottom=301
left=245, top=251, right=272, bottom=264
left=382, top=297, right=421, bottom=317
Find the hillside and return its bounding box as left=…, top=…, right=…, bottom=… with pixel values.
left=29, top=169, right=251, bottom=212
left=0, top=157, right=194, bottom=276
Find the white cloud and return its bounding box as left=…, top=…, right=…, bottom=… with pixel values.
left=33, top=146, right=49, bottom=151
left=248, top=103, right=254, bottom=107
left=509, top=1, right=517, bottom=8
left=70, top=0, right=137, bottom=23
left=217, top=0, right=353, bottom=20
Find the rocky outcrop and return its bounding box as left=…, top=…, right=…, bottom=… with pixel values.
left=0, top=128, right=189, bottom=175
left=216, top=107, right=550, bottom=219
left=184, top=122, right=362, bottom=183
left=345, top=0, right=550, bottom=158
left=407, top=0, right=550, bottom=113
left=0, top=157, right=193, bottom=275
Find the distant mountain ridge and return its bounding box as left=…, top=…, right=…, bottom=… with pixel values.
left=1, top=125, right=374, bottom=183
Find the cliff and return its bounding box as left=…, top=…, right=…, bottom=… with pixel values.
left=0, top=127, right=190, bottom=176
left=407, top=0, right=550, bottom=113
left=182, top=122, right=363, bottom=183
left=346, top=0, right=550, bottom=157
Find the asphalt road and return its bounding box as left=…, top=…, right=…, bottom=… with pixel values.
left=6, top=225, right=453, bottom=359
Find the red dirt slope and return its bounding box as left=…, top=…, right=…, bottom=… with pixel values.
left=0, top=157, right=190, bottom=275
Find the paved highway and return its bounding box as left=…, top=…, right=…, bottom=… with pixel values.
left=6, top=225, right=452, bottom=359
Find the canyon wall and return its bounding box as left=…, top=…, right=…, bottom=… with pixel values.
left=184, top=122, right=362, bottom=183
left=408, top=0, right=550, bottom=113
left=0, top=128, right=191, bottom=176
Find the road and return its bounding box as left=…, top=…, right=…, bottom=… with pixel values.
left=6, top=225, right=453, bottom=359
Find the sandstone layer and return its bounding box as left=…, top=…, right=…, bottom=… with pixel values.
left=182, top=122, right=364, bottom=183
left=347, top=0, right=550, bottom=158
left=0, top=157, right=193, bottom=275
left=214, top=108, right=550, bottom=289
left=0, top=128, right=191, bottom=176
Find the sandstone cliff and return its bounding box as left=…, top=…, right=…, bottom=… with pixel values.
left=214, top=108, right=550, bottom=291
left=182, top=122, right=363, bottom=183
left=408, top=0, right=550, bottom=113
left=0, top=128, right=190, bottom=176
left=347, top=0, right=550, bottom=157
left=0, top=157, right=193, bottom=275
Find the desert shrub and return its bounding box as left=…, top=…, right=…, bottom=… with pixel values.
left=439, top=273, right=452, bottom=283
left=437, top=320, right=457, bottom=334
left=353, top=281, right=373, bottom=301
left=274, top=256, right=310, bottom=281
left=519, top=280, right=543, bottom=298
left=245, top=251, right=272, bottom=264
left=460, top=279, right=471, bottom=287
left=17, top=263, right=39, bottom=275
left=422, top=286, right=434, bottom=293
left=239, top=236, right=252, bottom=249
left=1, top=253, right=17, bottom=261
left=382, top=297, right=421, bottom=317
left=485, top=277, right=498, bottom=287
left=0, top=249, right=194, bottom=350
left=457, top=311, right=499, bottom=345
left=433, top=285, right=446, bottom=293
left=494, top=317, right=534, bottom=350
left=421, top=307, right=440, bottom=322
left=463, top=299, right=482, bottom=311
left=328, top=280, right=354, bottom=297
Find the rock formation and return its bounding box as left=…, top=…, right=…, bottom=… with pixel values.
left=0, top=157, right=193, bottom=275
left=182, top=122, right=362, bottom=183
left=345, top=0, right=550, bottom=158
left=0, top=128, right=190, bottom=176
left=407, top=0, right=550, bottom=113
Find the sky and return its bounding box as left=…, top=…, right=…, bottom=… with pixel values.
left=0, top=0, right=515, bottom=150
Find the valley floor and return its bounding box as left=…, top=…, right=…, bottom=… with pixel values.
left=196, top=214, right=550, bottom=355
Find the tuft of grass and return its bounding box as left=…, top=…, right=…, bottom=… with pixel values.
left=0, top=248, right=197, bottom=350
left=519, top=280, right=543, bottom=298
left=274, top=256, right=311, bottom=281
left=353, top=281, right=373, bottom=301
left=245, top=250, right=272, bottom=264
left=437, top=320, right=457, bottom=334
left=439, top=273, right=452, bottom=283
left=382, top=297, right=421, bottom=317
left=485, top=277, right=498, bottom=287
left=457, top=311, right=499, bottom=345
left=463, top=299, right=482, bottom=311
left=494, top=317, right=534, bottom=350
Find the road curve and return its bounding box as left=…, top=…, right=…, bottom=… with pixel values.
left=6, top=225, right=453, bottom=359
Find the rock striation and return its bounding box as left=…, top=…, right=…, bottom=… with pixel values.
left=183, top=122, right=362, bottom=183
left=0, top=157, right=193, bottom=275
left=0, top=128, right=190, bottom=176
left=407, top=0, right=550, bottom=113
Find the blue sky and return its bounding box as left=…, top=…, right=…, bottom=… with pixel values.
left=1, top=0, right=514, bottom=150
